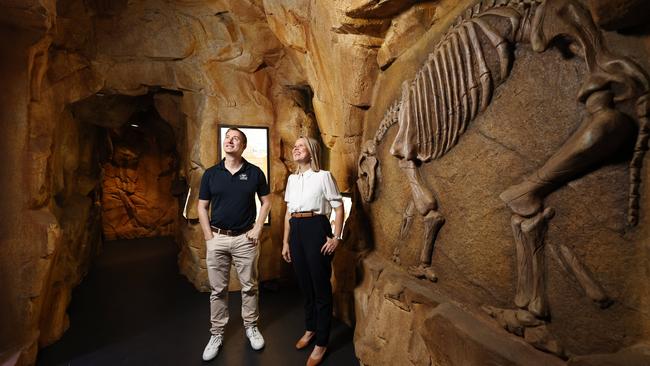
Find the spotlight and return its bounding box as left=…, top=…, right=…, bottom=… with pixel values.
left=130, top=123, right=140, bottom=128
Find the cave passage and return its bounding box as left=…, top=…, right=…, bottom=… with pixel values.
left=97, top=95, right=182, bottom=241
left=34, top=90, right=358, bottom=365
left=35, top=237, right=357, bottom=365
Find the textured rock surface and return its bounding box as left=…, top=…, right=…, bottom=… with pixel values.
left=101, top=131, right=179, bottom=240
left=3, top=0, right=650, bottom=365
left=0, top=0, right=321, bottom=364
left=264, top=0, right=385, bottom=191
left=377, top=3, right=437, bottom=69
left=0, top=6, right=105, bottom=363
left=587, top=0, right=650, bottom=30
left=567, top=343, right=650, bottom=366
left=74, top=93, right=181, bottom=240
left=355, top=0, right=650, bottom=363
left=355, top=254, right=565, bottom=366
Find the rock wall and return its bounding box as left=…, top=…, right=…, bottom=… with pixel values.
left=3, top=0, right=650, bottom=365
left=99, top=103, right=180, bottom=240
left=262, top=0, right=442, bottom=327
left=353, top=0, right=650, bottom=364
left=0, top=0, right=323, bottom=363
left=0, top=7, right=55, bottom=363
left=1, top=0, right=385, bottom=361
left=0, top=3, right=109, bottom=365
left=264, top=0, right=378, bottom=190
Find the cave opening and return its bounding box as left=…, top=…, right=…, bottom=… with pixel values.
left=95, top=94, right=183, bottom=241
left=66, top=88, right=187, bottom=243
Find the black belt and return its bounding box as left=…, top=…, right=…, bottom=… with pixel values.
left=210, top=225, right=253, bottom=237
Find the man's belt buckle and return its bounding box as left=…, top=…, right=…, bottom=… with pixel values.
left=211, top=225, right=251, bottom=237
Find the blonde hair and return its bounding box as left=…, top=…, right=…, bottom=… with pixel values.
left=297, top=136, right=321, bottom=173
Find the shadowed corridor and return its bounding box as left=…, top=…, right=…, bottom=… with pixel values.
left=36, top=237, right=357, bottom=366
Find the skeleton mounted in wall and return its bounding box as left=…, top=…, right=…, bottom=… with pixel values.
left=357, top=0, right=649, bottom=357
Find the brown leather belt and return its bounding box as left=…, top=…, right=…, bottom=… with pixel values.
left=211, top=225, right=252, bottom=237
left=290, top=211, right=321, bottom=218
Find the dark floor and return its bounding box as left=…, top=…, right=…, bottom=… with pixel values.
left=37, top=237, right=358, bottom=366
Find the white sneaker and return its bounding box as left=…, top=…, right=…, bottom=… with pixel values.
left=202, top=334, right=223, bottom=361
left=245, top=326, right=265, bottom=350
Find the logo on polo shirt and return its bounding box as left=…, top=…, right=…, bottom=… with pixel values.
left=239, top=173, right=248, bottom=181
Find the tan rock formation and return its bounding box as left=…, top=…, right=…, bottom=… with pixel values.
left=3, top=0, right=650, bottom=365
left=587, top=0, right=650, bottom=30
left=377, top=3, right=437, bottom=69
left=0, top=0, right=322, bottom=363
left=264, top=0, right=384, bottom=191
left=354, top=0, right=650, bottom=363
left=101, top=132, right=179, bottom=241
left=567, top=343, right=650, bottom=366
left=345, top=0, right=421, bottom=19
left=355, top=254, right=565, bottom=366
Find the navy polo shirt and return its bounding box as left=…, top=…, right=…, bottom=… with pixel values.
left=198, top=158, right=270, bottom=231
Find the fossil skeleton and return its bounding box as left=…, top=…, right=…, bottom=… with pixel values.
left=357, top=0, right=649, bottom=357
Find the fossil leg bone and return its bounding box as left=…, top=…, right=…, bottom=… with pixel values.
left=500, top=90, right=636, bottom=217
left=511, top=207, right=555, bottom=318
left=393, top=200, right=416, bottom=264
left=398, top=160, right=444, bottom=282
left=484, top=205, right=566, bottom=358
left=550, top=244, right=612, bottom=307
left=357, top=140, right=379, bottom=203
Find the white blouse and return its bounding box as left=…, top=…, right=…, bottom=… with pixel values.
left=284, top=169, right=343, bottom=215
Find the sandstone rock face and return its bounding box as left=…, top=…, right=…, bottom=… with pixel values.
left=0, top=0, right=328, bottom=364
left=264, top=0, right=383, bottom=191
left=101, top=133, right=179, bottom=241
left=3, top=0, right=650, bottom=365
left=0, top=9, right=105, bottom=363
left=567, top=343, right=650, bottom=366
left=355, top=254, right=565, bottom=366
left=354, top=0, right=650, bottom=364
left=377, top=3, right=437, bottom=69
left=78, top=94, right=182, bottom=241
left=587, top=0, right=650, bottom=30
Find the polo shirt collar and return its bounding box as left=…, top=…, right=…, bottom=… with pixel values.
left=217, top=158, right=249, bottom=174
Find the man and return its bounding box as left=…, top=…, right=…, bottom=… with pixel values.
left=197, top=127, right=271, bottom=361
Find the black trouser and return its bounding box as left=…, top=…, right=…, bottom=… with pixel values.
left=289, top=215, right=333, bottom=347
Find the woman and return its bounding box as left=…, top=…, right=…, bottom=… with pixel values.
left=282, top=136, right=344, bottom=366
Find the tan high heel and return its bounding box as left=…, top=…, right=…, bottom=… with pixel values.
left=306, top=346, right=327, bottom=366
left=295, top=331, right=315, bottom=350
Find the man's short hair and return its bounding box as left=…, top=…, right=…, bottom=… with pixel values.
left=226, top=127, right=247, bottom=146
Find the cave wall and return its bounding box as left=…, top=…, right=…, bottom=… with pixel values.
left=0, top=3, right=105, bottom=364
left=262, top=0, right=443, bottom=327
left=2, top=0, right=650, bottom=365
left=100, top=138, right=179, bottom=241
left=99, top=108, right=180, bottom=241
left=0, top=0, right=321, bottom=364
left=0, top=11, right=53, bottom=365
left=0, top=0, right=386, bottom=361
left=262, top=0, right=439, bottom=191
left=352, top=0, right=650, bottom=365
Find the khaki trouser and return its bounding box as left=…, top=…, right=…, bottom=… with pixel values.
left=206, top=231, right=259, bottom=335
